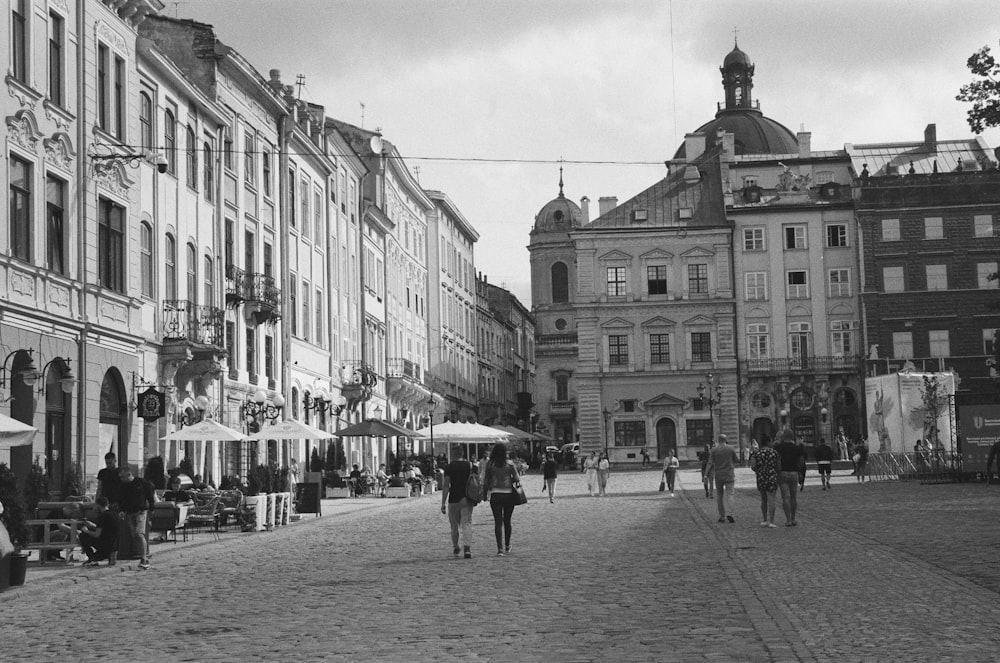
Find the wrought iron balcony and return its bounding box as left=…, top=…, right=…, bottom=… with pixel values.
left=225, top=265, right=280, bottom=324
left=162, top=300, right=225, bottom=347
left=387, top=358, right=422, bottom=382
left=741, top=355, right=862, bottom=376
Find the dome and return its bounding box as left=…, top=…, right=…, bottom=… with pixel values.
left=723, top=44, right=752, bottom=68
left=533, top=194, right=583, bottom=233
left=673, top=111, right=798, bottom=159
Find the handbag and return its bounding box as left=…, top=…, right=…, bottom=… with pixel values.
left=465, top=462, right=483, bottom=505
left=513, top=481, right=528, bottom=505
left=658, top=479, right=666, bottom=492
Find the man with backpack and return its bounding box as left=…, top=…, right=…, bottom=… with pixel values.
left=441, top=446, right=479, bottom=559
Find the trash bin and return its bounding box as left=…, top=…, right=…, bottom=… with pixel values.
left=9, top=551, right=28, bottom=587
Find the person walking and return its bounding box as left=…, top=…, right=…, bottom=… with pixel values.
left=662, top=449, right=680, bottom=497
left=815, top=438, right=834, bottom=490
left=698, top=442, right=715, bottom=499
left=542, top=452, right=558, bottom=503
left=774, top=431, right=804, bottom=526
left=441, top=447, right=476, bottom=559
left=597, top=452, right=611, bottom=496
left=797, top=441, right=808, bottom=491
left=116, top=466, right=155, bottom=569
left=707, top=434, right=738, bottom=523
left=751, top=437, right=780, bottom=527
left=481, top=442, right=521, bottom=556
left=855, top=439, right=870, bottom=482
left=641, top=448, right=651, bottom=468
left=583, top=451, right=599, bottom=497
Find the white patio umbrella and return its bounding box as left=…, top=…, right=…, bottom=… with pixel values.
left=158, top=419, right=247, bottom=441
left=0, top=412, right=37, bottom=449
left=414, top=421, right=512, bottom=441
left=246, top=419, right=334, bottom=440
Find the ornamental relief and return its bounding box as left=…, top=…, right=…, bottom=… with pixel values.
left=6, top=76, right=42, bottom=109
left=93, top=161, right=134, bottom=196
left=6, top=110, right=43, bottom=151
left=48, top=0, right=69, bottom=13
left=99, top=299, right=128, bottom=325
left=95, top=21, right=128, bottom=54
left=47, top=282, right=71, bottom=310
left=44, top=134, right=76, bottom=172
left=9, top=271, right=35, bottom=298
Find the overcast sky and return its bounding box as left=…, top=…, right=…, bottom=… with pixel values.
left=177, top=0, right=1000, bottom=307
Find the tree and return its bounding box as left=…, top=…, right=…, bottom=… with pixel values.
left=957, top=42, right=1000, bottom=134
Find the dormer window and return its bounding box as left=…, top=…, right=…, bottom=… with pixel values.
left=632, top=209, right=648, bottom=223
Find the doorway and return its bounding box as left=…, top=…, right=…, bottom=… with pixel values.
left=751, top=417, right=776, bottom=444
left=656, top=418, right=676, bottom=460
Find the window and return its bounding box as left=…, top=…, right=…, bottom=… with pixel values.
left=300, top=179, right=310, bottom=238
left=881, top=218, right=900, bottom=241
left=314, top=190, right=323, bottom=243
left=687, top=419, right=713, bottom=449
left=186, top=126, right=198, bottom=190
left=828, top=268, right=851, bottom=297
left=226, top=322, right=236, bottom=371
left=551, top=261, right=568, bottom=303
left=163, top=110, right=176, bottom=175
left=262, top=151, right=271, bottom=197
left=224, top=219, right=234, bottom=272
left=203, top=256, right=214, bottom=305
left=608, top=335, right=628, bottom=366
left=691, top=332, right=712, bottom=362
left=46, top=175, right=66, bottom=274
left=647, top=265, right=667, bottom=295
left=203, top=143, right=214, bottom=201
left=223, top=124, right=233, bottom=170
left=113, top=55, right=124, bottom=138
left=883, top=266, right=905, bottom=293
left=786, top=271, right=809, bottom=298
left=140, top=222, right=153, bottom=297
left=315, top=288, right=323, bottom=345
left=301, top=283, right=310, bottom=342
left=9, top=156, right=31, bottom=263
left=924, top=217, right=943, bottom=240
left=555, top=375, right=568, bottom=401
left=98, top=199, right=125, bottom=293
left=98, top=45, right=109, bottom=131
left=744, top=227, right=765, bottom=251
left=789, top=323, right=811, bottom=360
left=688, top=264, right=708, bottom=294
left=49, top=12, right=64, bottom=106
left=186, top=243, right=197, bottom=304
left=978, top=263, right=998, bottom=289
left=613, top=421, right=646, bottom=447
left=831, top=320, right=857, bottom=356
left=244, top=133, right=255, bottom=185
left=606, top=267, right=626, bottom=297
left=892, top=332, right=913, bottom=359
left=925, top=264, right=948, bottom=291
left=747, top=323, right=769, bottom=359
left=984, top=329, right=998, bottom=355
left=12, top=0, right=27, bottom=82
left=649, top=333, right=670, bottom=364
left=264, top=335, right=274, bottom=381
left=139, top=92, right=153, bottom=151
left=164, top=234, right=177, bottom=300
left=974, top=215, right=995, bottom=238
left=742, top=175, right=758, bottom=188
left=784, top=225, right=807, bottom=249
left=815, top=171, right=834, bottom=185
left=289, top=274, right=297, bottom=336
left=826, top=224, right=848, bottom=247
left=928, top=330, right=950, bottom=358
left=246, top=328, right=256, bottom=377
left=745, top=272, right=767, bottom=300
left=288, top=168, right=296, bottom=227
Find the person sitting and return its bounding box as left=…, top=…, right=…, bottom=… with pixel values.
left=163, top=476, right=197, bottom=504
left=375, top=464, right=390, bottom=497
left=192, top=474, right=213, bottom=492
left=348, top=464, right=362, bottom=497
left=77, top=496, right=118, bottom=566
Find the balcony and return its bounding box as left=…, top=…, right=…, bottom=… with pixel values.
left=386, top=358, right=423, bottom=382
left=741, top=355, right=862, bottom=376
left=226, top=265, right=280, bottom=325
left=162, top=300, right=225, bottom=348
left=537, top=333, right=578, bottom=346
left=866, top=355, right=990, bottom=382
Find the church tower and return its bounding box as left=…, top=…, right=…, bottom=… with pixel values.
left=721, top=40, right=755, bottom=110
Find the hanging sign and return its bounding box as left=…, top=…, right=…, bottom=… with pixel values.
left=138, top=387, right=166, bottom=421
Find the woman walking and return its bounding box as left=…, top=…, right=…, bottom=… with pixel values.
left=583, top=451, right=599, bottom=496
left=597, top=452, right=611, bottom=496
left=481, top=442, right=521, bottom=556
left=752, top=436, right=780, bottom=527
left=542, top=452, right=558, bottom=503
left=662, top=449, right=680, bottom=497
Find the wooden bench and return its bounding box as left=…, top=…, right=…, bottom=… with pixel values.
left=24, top=519, right=83, bottom=564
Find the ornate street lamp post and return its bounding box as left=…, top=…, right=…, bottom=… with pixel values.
left=697, top=372, right=725, bottom=453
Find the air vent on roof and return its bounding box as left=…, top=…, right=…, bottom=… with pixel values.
left=631, top=209, right=648, bottom=223
left=678, top=208, right=693, bottom=220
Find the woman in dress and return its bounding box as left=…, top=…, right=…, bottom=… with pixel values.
left=597, top=452, right=611, bottom=496
left=583, top=451, right=599, bottom=496
left=542, top=452, right=558, bottom=503
left=481, top=442, right=520, bottom=556
left=753, top=436, right=780, bottom=527
left=662, top=449, right=680, bottom=497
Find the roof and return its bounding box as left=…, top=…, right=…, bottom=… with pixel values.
left=675, top=110, right=798, bottom=159
left=845, top=136, right=994, bottom=176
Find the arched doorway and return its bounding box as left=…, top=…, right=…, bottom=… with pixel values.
left=8, top=349, right=35, bottom=424
left=656, top=418, right=676, bottom=460
left=44, top=358, right=73, bottom=494
left=100, top=370, right=128, bottom=469
left=833, top=387, right=859, bottom=442
left=751, top=417, right=776, bottom=444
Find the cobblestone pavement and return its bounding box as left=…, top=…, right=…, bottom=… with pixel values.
left=2, top=467, right=998, bottom=662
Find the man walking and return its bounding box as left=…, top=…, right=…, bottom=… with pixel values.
left=707, top=434, right=738, bottom=523
left=698, top=442, right=715, bottom=499
left=774, top=431, right=804, bottom=526
left=117, top=466, right=155, bottom=569
left=815, top=437, right=834, bottom=490
left=441, top=447, right=476, bottom=559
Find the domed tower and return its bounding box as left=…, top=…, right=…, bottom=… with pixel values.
left=529, top=167, right=583, bottom=316
left=674, top=41, right=798, bottom=159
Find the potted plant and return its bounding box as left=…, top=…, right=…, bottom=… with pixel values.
left=0, top=463, right=30, bottom=588
left=62, top=462, right=85, bottom=499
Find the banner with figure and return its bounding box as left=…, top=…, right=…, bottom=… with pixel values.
left=865, top=372, right=955, bottom=454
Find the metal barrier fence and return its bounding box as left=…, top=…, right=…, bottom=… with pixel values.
left=864, top=451, right=965, bottom=483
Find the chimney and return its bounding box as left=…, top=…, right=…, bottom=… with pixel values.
left=797, top=130, right=811, bottom=158
left=266, top=69, right=283, bottom=94
left=598, top=196, right=618, bottom=217
left=924, top=124, right=937, bottom=153
left=684, top=133, right=706, bottom=160
left=580, top=196, right=590, bottom=223
left=718, top=131, right=735, bottom=163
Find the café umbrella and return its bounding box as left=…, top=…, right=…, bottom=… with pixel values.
left=332, top=420, right=426, bottom=473
left=159, top=419, right=248, bottom=479
left=0, top=413, right=37, bottom=449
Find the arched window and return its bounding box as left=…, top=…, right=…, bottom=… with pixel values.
left=44, top=358, right=73, bottom=491
left=186, top=126, right=198, bottom=189
left=99, top=369, right=127, bottom=466
left=140, top=221, right=153, bottom=297
left=139, top=92, right=153, bottom=151
left=163, top=110, right=176, bottom=174
left=551, top=261, right=569, bottom=303
left=165, top=234, right=177, bottom=300
left=186, top=242, right=197, bottom=304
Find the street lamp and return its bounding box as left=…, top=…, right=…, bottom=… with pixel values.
left=697, top=372, right=723, bottom=442
left=372, top=405, right=383, bottom=420
left=242, top=389, right=285, bottom=430
left=179, top=394, right=211, bottom=426
left=602, top=407, right=611, bottom=458
left=0, top=349, right=39, bottom=400
left=427, top=395, right=436, bottom=460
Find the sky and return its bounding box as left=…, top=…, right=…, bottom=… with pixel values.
left=175, top=0, right=1000, bottom=307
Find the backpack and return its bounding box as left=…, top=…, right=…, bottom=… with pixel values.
left=465, top=462, right=483, bottom=506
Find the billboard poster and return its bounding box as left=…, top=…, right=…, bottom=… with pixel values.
left=865, top=372, right=955, bottom=453
left=957, top=404, right=1000, bottom=474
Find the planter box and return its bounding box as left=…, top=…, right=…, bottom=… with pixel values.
left=325, top=487, right=350, bottom=499
left=385, top=486, right=410, bottom=498
left=243, top=495, right=267, bottom=532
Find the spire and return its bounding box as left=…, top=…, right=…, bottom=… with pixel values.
left=558, top=160, right=564, bottom=198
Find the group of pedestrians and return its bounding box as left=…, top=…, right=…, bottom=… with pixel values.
left=583, top=451, right=612, bottom=496
left=94, top=452, right=156, bottom=569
